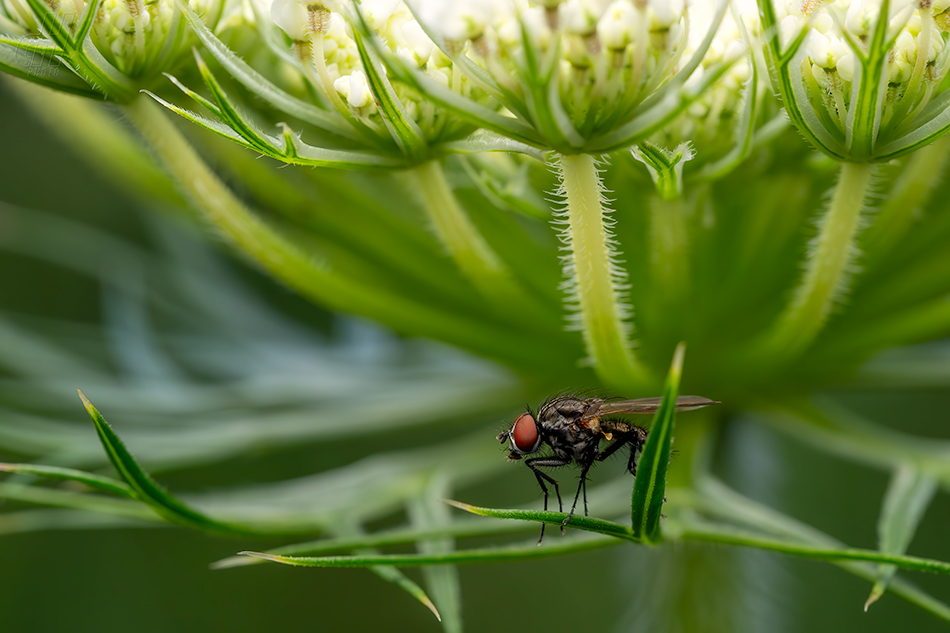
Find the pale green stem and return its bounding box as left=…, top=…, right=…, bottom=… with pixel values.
left=410, top=160, right=523, bottom=305
left=861, top=135, right=950, bottom=268
left=648, top=193, right=690, bottom=312
left=118, top=96, right=539, bottom=365
left=558, top=153, right=642, bottom=388
left=7, top=78, right=181, bottom=206
left=766, top=161, right=874, bottom=357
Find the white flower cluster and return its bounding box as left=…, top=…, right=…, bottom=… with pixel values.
left=413, top=0, right=700, bottom=132
left=777, top=0, right=950, bottom=126
left=653, top=5, right=752, bottom=159
left=269, top=0, right=476, bottom=136
left=1, top=0, right=222, bottom=77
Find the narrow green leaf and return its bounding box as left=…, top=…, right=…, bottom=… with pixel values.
left=349, top=8, right=426, bottom=160
left=71, top=0, right=101, bottom=50
left=163, top=72, right=222, bottom=116
left=0, top=34, right=60, bottom=55
left=331, top=520, right=443, bottom=624
left=0, top=462, right=134, bottom=498
left=20, top=0, right=73, bottom=49
left=77, top=389, right=290, bottom=537
left=238, top=533, right=618, bottom=568
left=211, top=514, right=547, bottom=570
left=0, top=44, right=99, bottom=97
left=144, top=91, right=256, bottom=148
left=441, top=132, right=545, bottom=160
left=409, top=477, right=461, bottom=631
left=0, top=482, right=160, bottom=520
left=368, top=564, right=442, bottom=623
left=676, top=519, right=950, bottom=575
left=692, top=477, right=950, bottom=621
left=446, top=500, right=635, bottom=541
left=0, top=508, right=161, bottom=535
left=865, top=466, right=937, bottom=610
left=695, top=42, right=761, bottom=182
left=630, top=342, right=685, bottom=542
left=193, top=52, right=277, bottom=155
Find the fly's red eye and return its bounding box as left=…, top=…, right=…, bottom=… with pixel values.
left=511, top=413, right=538, bottom=453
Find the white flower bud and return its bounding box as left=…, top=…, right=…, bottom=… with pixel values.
left=271, top=0, right=309, bottom=40
left=521, top=6, right=552, bottom=49
left=401, top=20, right=435, bottom=66
left=414, top=0, right=499, bottom=42
left=647, top=0, right=683, bottom=30
left=836, top=53, right=855, bottom=82
left=334, top=70, right=373, bottom=109
left=361, top=0, right=400, bottom=30
left=779, top=15, right=804, bottom=50
left=560, top=0, right=606, bottom=36
left=598, top=1, right=644, bottom=50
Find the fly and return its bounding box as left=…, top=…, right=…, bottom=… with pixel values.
left=496, top=393, right=719, bottom=544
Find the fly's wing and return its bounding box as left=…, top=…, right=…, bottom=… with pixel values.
left=583, top=395, right=719, bottom=420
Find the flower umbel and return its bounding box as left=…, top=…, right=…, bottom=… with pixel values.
left=0, top=0, right=223, bottom=97
left=759, top=0, right=950, bottom=161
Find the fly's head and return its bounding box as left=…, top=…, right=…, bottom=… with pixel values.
left=496, top=410, right=542, bottom=461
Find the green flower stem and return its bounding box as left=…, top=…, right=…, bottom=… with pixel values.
left=861, top=136, right=950, bottom=269
left=119, top=96, right=544, bottom=366
left=7, top=78, right=181, bottom=207
left=409, top=160, right=515, bottom=300
left=765, top=161, right=874, bottom=357
left=203, top=138, right=487, bottom=310
left=647, top=193, right=690, bottom=321
left=558, top=153, right=642, bottom=388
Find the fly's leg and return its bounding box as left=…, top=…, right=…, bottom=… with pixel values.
left=563, top=460, right=594, bottom=527
left=582, top=476, right=589, bottom=516
left=525, top=457, right=568, bottom=544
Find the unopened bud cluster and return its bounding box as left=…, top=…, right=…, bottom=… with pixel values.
left=1, top=0, right=222, bottom=77
left=651, top=7, right=751, bottom=161
left=779, top=0, right=950, bottom=130
left=417, top=0, right=699, bottom=132
left=270, top=0, right=480, bottom=140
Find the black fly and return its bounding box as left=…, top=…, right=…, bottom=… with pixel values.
left=496, top=394, right=719, bottom=544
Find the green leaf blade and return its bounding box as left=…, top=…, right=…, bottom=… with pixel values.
left=866, top=465, right=938, bottom=610
left=77, top=389, right=284, bottom=537
left=0, top=462, right=134, bottom=498
left=630, top=343, right=685, bottom=542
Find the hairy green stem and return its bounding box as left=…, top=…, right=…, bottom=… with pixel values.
left=558, top=153, right=642, bottom=388
left=118, top=96, right=542, bottom=366
left=766, top=161, right=874, bottom=357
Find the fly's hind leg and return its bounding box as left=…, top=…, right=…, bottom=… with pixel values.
left=564, top=460, right=594, bottom=527
left=525, top=456, right=568, bottom=544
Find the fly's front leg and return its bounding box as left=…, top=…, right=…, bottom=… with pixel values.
left=525, top=456, right=568, bottom=544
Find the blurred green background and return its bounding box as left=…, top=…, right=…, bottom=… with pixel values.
left=1, top=79, right=949, bottom=632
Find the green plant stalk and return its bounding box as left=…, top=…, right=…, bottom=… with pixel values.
left=119, top=96, right=546, bottom=367
left=648, top=193, right=690, bottom=315
left=7, top=78, right=181, bottom=207
left=766, top=161, right=874, bottom=357
left=410, top=160, right=518, bottom=301
left=558, top=153, right=642, bottom=388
